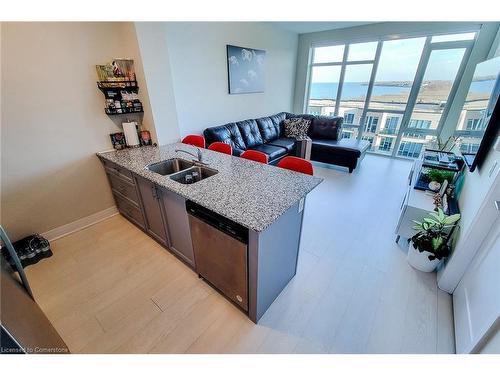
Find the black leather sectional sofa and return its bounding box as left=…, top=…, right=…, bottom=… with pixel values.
left=203, top=112, right=370, bottom=173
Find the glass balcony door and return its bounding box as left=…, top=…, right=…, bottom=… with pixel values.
left=359, top=37, right=425, bottom=155
left=392, top=38, right=472, bottom=158
left=359, top=37, right=471, bottom=158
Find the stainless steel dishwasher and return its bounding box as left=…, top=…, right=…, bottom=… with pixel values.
left=186, top=201, right=249, bottom=311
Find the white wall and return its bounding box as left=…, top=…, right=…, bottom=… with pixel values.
left=0, top=22, right=154, bottom=240
left=163, top=22, right=298, bottom=136
left=135, top=22, right=180, bottom=145
left=479, top=327, right=500, bottom=353
left=453, top=215, right=500, bottom=353
left=455, top=146, right=499, bottom=239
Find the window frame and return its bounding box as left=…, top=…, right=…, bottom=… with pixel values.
left=384, top=116, right=399, bottom=135
left=344, top=113, right=355, bottom=124
left=364, top=115, right=379, bottom=133
left=378, top=136, right=394, bottom=152
left=391, top=38, right=474, bottom=158
left=397, top=141, right=424, bottom=158
left=304, top=26, right=480, bottom=159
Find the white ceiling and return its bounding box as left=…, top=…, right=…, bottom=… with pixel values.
left=270, top=22, right=375, bottom=34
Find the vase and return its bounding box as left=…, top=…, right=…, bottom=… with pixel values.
left=407, top=240, right=441, bottom=272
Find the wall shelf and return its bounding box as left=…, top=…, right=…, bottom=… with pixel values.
left=97, top=80, right=139, bottom=91
left=97, top=80, right=143, bottom=115
left=105, top=109, right=144, bottom=115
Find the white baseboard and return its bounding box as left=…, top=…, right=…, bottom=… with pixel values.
left=42, top=206, right=119, bottom=242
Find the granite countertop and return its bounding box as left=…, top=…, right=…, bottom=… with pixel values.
left=98, top=143, right=322, bottom=232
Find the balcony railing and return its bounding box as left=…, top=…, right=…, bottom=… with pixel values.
left=378, top=128, right=398, bottom=135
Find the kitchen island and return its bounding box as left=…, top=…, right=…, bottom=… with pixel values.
left=98, top=143, right=322, bottom=322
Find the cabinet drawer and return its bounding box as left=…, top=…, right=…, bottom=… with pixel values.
left=102, top=159, right=133, bottom=182
left=114, top=192, right=145, bottom=229
left=107, top=172, right=139, bottom=205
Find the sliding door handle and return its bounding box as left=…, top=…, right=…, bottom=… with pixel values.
left=495, top=200, right=500, bottom=211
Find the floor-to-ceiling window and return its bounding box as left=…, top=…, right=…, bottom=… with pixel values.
left=364, top=37, right=426, bottom=155
left=305, top=30, right=478, bottom=159
left=307, top=41, right=377, bottom=140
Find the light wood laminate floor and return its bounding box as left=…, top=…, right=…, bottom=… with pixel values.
left=25, top=154, right=455, bottom=353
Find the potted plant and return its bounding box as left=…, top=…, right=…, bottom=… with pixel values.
left=422, top=168, right=456, bottom=191
left=408, top=208, right=461, bottom=272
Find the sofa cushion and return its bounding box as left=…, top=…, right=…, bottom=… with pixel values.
left=250, top=144, right=287, bottom=161
left=267, top=137, right=297, bottom=153
left=203, top=122, right=247, bottom=152
left=256, top=116, right=280, bottom=142
left=231, top=147, right=245, bottom=157
left=236, top=119, right=263, bottom=148
left=309, top=116, right=343, bottom=140
left=311, top=138, right=370, bottom=157
left=286, top=113, right=316, bottom=123
left=269, top=112, right=287, bottom=134
left=283, top=118, right=311, bottom=138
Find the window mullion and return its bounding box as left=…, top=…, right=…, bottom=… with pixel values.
left=429, top=40, right=474, bottom=50
left=311, top=62, right=344, bottom=67
left=311, top=60, right=374, bottom=67
left=357, top=40, right=383, bottom=140
left=334, top=45, right=349, bottom=116
left=391, top=36, right=432, bottom=157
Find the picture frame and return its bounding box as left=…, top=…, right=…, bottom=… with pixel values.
left=226, top=45, right=266, bottom=94
left=109, top=132, right=126, bottom=150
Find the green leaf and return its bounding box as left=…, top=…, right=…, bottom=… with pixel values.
left=429, top=211, right=441, bottom=221
left=438, top=208, right=445, bottom=222
left=444, top=214, right=461, bottom=225
left=431, top=236, right=444, bottom=250
left=423, top=218, right=438, bottom=225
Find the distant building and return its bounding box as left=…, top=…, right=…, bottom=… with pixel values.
left=308, top=99, right=443, bottom=158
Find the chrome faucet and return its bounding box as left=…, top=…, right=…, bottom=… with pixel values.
left=175, top=147, right=207, bottom=165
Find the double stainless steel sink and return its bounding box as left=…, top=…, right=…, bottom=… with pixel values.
left=147, top=158, right=218, bottom=184
left=147, top=158, right=195, bottom=176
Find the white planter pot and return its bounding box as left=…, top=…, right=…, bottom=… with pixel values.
left=407, top=240, right=440, bottom=272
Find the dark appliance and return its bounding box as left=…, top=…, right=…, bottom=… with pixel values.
left=186, top=201, right=249, bottom=311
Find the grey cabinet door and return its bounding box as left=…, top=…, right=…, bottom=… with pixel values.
left=159, top=189, right=195, bottom=266
left=135, top=176, right=167, bottom=246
